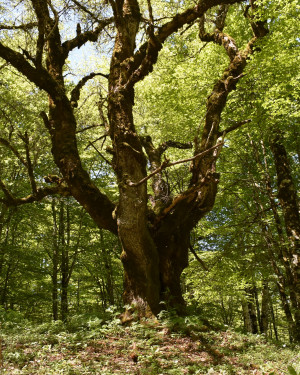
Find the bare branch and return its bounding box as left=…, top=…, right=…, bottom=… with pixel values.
left=189, top=245, right=208, bottom=271
left=34, top=14, right=45, bottom=67
left=0, top=43, right=64, bottom=99
left=45, top=0, right=59, bottom=41
left=156, top=170, right=220, bottom=222
left=215, top=4, right=229, bottom=31
left=30, top=0, right=51, bottom=66
left=128, top=143, right=223, bottom=187
left=126, top=0, right=243, bottom=87
left=40, top=111, right=53, bottom=133
left=217, top=119, right=251, bottom=137
left=76, top=124, right=102, bottom=134
left=88, top=141, right=112, bottom=166
left=62, top=18, right=114, bottom=57
left=18, top=132, right=37, bottom=194
left=0, top=179, right=15, bottom=204
left=70, top=72, right=109, bottom=108
left=0, top=185, right=71, bottom=207
left=147, top=0, right=154, bottom=28
left=159, top=140, right=193, bottom=153
left=70, top=0, right=106, bottom=23
left=199, top=16, right=239, bottom=61
left=141, top=135, right=193, bottom=157
left=0, top=22, right=38, bottom=30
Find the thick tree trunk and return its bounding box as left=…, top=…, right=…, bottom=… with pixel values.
left=106, top=0, right=162, bottom=316
left=108, top=88, right=161, bottom=315
left=0, top=0, right=268, bottom=319
left=155, top=229, right=190, bottom=310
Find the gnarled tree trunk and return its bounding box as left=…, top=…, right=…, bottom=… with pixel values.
left=0, top=0, right=268, bottom=318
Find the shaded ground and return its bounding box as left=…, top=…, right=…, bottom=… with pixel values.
left=1, top=316, right=299, bottom=374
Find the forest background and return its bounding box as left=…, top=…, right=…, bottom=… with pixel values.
left=0, top=0, right=299, bottom=373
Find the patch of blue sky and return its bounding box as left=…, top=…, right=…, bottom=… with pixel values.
left=67, top=42, right=102, bottom=83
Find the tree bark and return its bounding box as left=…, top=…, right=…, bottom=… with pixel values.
left=269, top=300, right=279, bottom=341
left=270, top=129, right=300, bottom=341
left=51, top=199, right=59, bottom=321
left=60, top=201, right=68, bottom=322
left=242, top=299, right=253, bottom=333
left=260, top=281, right=269, bottom=334
left=0, top=0, right=268, bottom=318
left=100, top=230, right=115, bottom=306
left=107, top=0, right=161, bottom=316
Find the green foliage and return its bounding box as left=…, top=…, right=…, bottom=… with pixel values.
left=288, top=365, right=300, bottom=375
left=0, top=0, right=299, bottom=367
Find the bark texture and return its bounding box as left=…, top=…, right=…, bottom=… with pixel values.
left=0, top=0, right=268, bottom=317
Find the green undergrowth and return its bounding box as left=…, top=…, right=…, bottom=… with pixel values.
left=0, top=310, right=299, bottom=374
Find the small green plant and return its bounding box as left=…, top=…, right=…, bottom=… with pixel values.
left=288, top=365, right=300, bottom=375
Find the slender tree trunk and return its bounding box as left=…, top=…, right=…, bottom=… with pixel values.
left=60, top=201, right=68, bottom=322
left=52, top=264, right=59, bottom=321
left=270, top=129, right=300, bottom=342
left=0, top=263, right=11, bottom=307
left=254, top=286, right=262, bottom=332
left=100, top=231, right=115, bottom=306
left=51, top=199, right=59, bottom=321
left=276, top=281, right=294, bottom=342
left=249, top=150, right=298, bottom=342
left=242, top=299, right=253, bottom=333
left=264, top=230, right=295, bottom=340
left=248, top=290, right=258, bottom=334
left=77, top=279, right=80, bottom=310
left=260, top=281, right=269, bottom=334
left=269, top=299, right=279, bottom=341
left=0, top=206, right=9, bottom=282
left=0, top=218, right=18, bottom=308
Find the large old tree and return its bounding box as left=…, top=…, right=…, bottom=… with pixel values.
left=0, top=0, right=268, bottom=316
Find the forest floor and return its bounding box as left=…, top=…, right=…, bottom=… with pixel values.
left=0, top=313, right=299, bottom=375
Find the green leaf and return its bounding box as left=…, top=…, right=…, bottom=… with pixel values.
left=288, top=365, right=298, bottom=375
